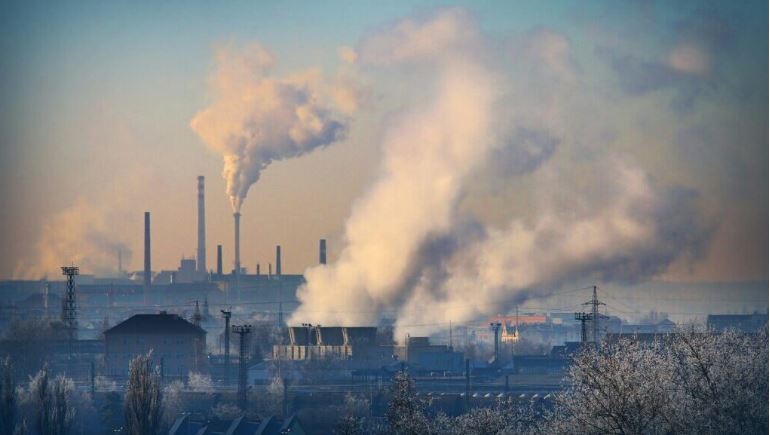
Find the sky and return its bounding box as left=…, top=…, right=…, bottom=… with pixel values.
left=0, top=1, right=766, bottom=323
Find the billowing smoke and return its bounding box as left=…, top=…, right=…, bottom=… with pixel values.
left=190, top=44, right=350, bottom=212
left=21, top=199, right=133, bottom=279
left=291, top=8, right=709, bottom=338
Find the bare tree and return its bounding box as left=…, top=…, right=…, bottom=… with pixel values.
left=0, top=357, right=16, bottom=435
left=124, top=352, right=163, bottom=435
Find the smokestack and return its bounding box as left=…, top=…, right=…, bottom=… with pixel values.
left=144, top=212, right=151, bottom=289
left=256, top=263, right=260, bottom=276
left=217, top=244, right=223, bottom=276
left=319, top=239, right=327, bottom=265
left=197, top=176, right=207, bottom=274
left=275, top=245, right=282, bottom=277
left=268, top=263, right=272, bottom=279
left=233, top=213, right=241, bottom=275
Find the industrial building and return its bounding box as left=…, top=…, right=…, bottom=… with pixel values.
left=104, top=311, right=207, bottom=378
left=395, top=336, right=464, bottom=373
left=706, top=313, right=768, bottom=333
left=273, top=326, right=392, bottom=365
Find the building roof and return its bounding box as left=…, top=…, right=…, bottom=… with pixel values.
left=104, top=312, right=206, bottom=336
left=168, top=414, right=302, bottom=435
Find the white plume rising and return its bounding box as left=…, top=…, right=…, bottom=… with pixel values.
left=191, top=44, right=348, bottom=212
left=291, top=9, right=707, bottom=339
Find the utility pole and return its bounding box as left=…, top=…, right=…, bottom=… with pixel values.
left=575, top=286, right=606, bottom=344
left=221, top=310, right=232, bottom=387
left=61, top=266, right=79, bottom=344
left=192, top=300, right=202, bottom=327
left=585, top=286, right=606, bottom=344
left=232, top=324, right=252, bottom=409
left=489, top=322, right=502, bottom=366
left=464, top=358, right=470, bottom=411
left=575, top=312, right=590, bottom=343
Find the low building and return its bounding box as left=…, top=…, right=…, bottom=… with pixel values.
left=706, top=314, right=768, bottom=333
left=104, top=311, right=206, bottom=378
left=394, top=336, right=464, bottom=373
left=273, top=326, right=390, bottom=363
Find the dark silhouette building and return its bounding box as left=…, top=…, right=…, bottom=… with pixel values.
left=104, top=311, right=206, bottom=378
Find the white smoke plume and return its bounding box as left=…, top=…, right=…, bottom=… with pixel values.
left=291, top=8, right=709, bottom=338
left=190, top=44, right=350, bottom=212
left=17, top=199, right=132, bottom=279
left=292, top=8, right=501, bottom=325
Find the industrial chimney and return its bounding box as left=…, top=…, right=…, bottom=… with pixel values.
left=144, top=212, right=151, bottom=289
left=233, top=213, right=241, bottom=275
left=216, top=244, right=223, bottom=276
left=319, top=239, right=327, bottom=265
left=275, top=245, right=282, bottom=277
left=197, top=176, right=206, bottom=274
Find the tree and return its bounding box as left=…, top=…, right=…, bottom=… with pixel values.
left=0, top=357, right=16, bottom=435
left=546, top=328, right=769, bottom=434
left=386, top=371, right=432, bottom=435
left=124, top=352, right=163, bottom=435
left=28, top=367, right=75, bottom=435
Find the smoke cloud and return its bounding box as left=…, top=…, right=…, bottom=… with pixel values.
left=190, top=44, right=350, bottom=212
left=16, top=199, right=132, bottom=279
left=290, top=8, right=710, bottom=337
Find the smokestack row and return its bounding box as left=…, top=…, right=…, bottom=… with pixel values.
left=197, top=176, right=206, bottom=274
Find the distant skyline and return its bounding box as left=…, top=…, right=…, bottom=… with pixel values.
left=0, top=0, right=767, bottom=291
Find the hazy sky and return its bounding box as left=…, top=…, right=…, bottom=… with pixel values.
left=0, top=0, right=766, bottom=290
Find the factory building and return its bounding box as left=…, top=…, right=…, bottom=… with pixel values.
left=395, top=336, right=464, bottom=373
left=273, top=326, right=392, bottom=365
left=104, top=311, right=206, bottom=379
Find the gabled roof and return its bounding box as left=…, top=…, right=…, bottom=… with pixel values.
left=104, top=312, right=206, bottom=336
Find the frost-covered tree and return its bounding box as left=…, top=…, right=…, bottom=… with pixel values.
left=546, top=328, right=769, bottom=435
left=161, top=380, right=185, bottom=427
left=124, top=353, right=162, bottom=435
left=187, top=371, right=214, bottom=392
left=386, top=371, right=433, bottom=435
left=28, top=367, right=75, bottom=435
left=1, top=357, right=16, bottom=435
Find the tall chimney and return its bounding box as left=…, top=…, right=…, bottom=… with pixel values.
left=256, top=263, right=260, bottom=276
left=197, top=176, right=206, bottom=274
left=233, top=213, right=241, bottom=275
left=144, top=212, right=151, bottom=289
left=216, top=244, right=223, bottom=276
left=319, top=239, right=327, bottom=265
left=275, top=245, right=282, bottom=277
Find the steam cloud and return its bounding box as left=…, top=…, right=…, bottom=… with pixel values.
left=291, top=9, right=709, bottom=337
left=191, top=44, right=350, bottom=212
left=19, top=199, right=133, bottom=279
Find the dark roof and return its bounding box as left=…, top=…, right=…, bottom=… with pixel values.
left=104, top=312, right=206, bottom=336
left=168, top=414, right=302, bottom=435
